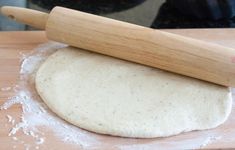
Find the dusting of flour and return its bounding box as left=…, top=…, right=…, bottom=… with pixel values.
left=0, top=42, right=232, bottom=149
left=1, top=42, right=99, bottom=149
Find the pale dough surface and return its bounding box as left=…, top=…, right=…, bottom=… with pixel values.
left=35, top=47, right=232, bottom=138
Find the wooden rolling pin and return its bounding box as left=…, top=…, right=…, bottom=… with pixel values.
left=1, top=6, right=235, bottom=87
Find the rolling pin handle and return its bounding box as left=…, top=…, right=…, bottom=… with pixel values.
left=0, top=6, right=48, bottom=30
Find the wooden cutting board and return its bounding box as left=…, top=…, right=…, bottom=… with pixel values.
left=0, top=30, right=235, bottom=149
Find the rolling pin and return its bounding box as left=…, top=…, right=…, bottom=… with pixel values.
left=1, top=6, right=235, bottom=87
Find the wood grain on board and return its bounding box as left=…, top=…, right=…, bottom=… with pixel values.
left=0, top=30, right=235, bottom=149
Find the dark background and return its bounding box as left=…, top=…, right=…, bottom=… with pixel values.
left=1, top=0, right=235, bottom=31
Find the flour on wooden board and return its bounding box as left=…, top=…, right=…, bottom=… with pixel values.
left=1, top=42, right=98, bottom=149
left=0, top=42, right=234, bottom=149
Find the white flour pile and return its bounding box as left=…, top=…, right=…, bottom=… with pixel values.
left=0, top=42, right=234, bottom=149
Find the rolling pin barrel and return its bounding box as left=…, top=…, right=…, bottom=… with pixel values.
left=1, top=6, right=235, bottom=87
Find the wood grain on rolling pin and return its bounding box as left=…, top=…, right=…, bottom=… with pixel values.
left=46, top=7, right=235, bottom=87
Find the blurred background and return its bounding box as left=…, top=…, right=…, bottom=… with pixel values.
left=1, top=0, right=235, bottom=31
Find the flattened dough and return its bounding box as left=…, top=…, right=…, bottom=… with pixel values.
left=36, top=47, right=232, bottom=138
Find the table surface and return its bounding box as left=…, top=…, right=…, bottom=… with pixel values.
left=0, top=30, right=235, bottom=149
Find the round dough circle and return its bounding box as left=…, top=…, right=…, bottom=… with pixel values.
left=36, top=47, right=232, bottom=138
